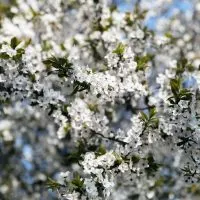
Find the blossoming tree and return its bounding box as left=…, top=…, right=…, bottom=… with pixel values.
left=0, top=0, right=200, bottom=199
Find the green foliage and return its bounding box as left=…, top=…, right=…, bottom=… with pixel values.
left=13, top=48, right=25, bottom=61
left=164, top=32, right=173, bottom=39
left=42, top=40, right=52, bottom=51
left=134, top=3, right=148, bottom=20
left=125, top=12, right=134, bottom=26
left=176, top=57, right=195, bottom=75
left=145, top=154, right=161, bottom=176
left=10, top=37, right=21, bottom=49
left=46, top=177, right=63, bottom=191
left=114, top=153, right=123, bottom=164
left=28, top=72, right=36, bottom=83
left=128, top=194, right=140, bottom=200
left=181, top=165, right=199, bottom=178
left=131, top=155, right=140, bottom=164
left=87, top=103, right=99, bottom=112
left=0, top=3, right=10, bottom=16
left=164, top=32, right=177, bottom=44
left=71, top=80, right=90, bottom=95
left=0, top=37, right=25, bottom=61
left=96, top=144, right=106, bottom=156
left=135, top=54, right=153, bottom=71
left=92, top=16, right=113, bottom=32
left=170, top=78, right=181, bottom=95
left=168, top=78, right=192, bottom=104
left=113, top=43, right=126, bottom=56
left=0, top=2, right=15, bottom=21
left=71, top=173, right=84, bottom=189
left=43, top=56, right=73, bottom=78
left=140, top=107, right=159, bottom=129
left=0, top=52, right=10, bottom=59
left=63, top=123, right=71, bottom=136
left=64, top=140, right=85, bottom=164
left=177, top=136, right=197, bottom=148
left=187, top=184, right=200, bottom=196
left=29, top=6, right=41, bottom=18
left=121, top=154, right=140, bottom=165
left=153, top=177, right=165, bottom=188
left=86, top=39, right=103, bottom=61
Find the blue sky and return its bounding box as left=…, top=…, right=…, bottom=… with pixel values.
left=117, top=0, right=193, bottom=29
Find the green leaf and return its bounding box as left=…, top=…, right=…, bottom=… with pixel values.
left=176, top=57, right=195, bottom=74
left=43, top=56, right=73, bottom=78
left=125, top=12, right=134, bottom=26
left=145, top=154, right=161, bottom=176
left=154, top=177, right=165, bottom=187
left=187, top=184, right=200, bottom=195
left=87, top=103, right=99, bottom=112
left=71, top=81, right=90, bottom=95
left=140, top=111, right=148, bottom=122
left=113, top=43, right=125, bottom=56
left=149, top=118, right=159, bottom=128
left=12, top=48, right=25, bottom=61
left=0, top=3, right=15, bottom=19
left=46, top=177, right=63, bottom=191
left=140, top=107, right=159, bottom=133
left=71, top=173, right=84, bottom=189
left=149, top=107, right=157, bottom=118
left=24, top=38, right=32, bottom=47
left=165, top=32, right=173, bottom=39
left=168, top=78, right=192, bottom=104
left=10, top=37, right=20, bottom=49
left=96, top=144, right=106, bottom=156
left=64, top=122, right=71, bottom=131
left=0, top=52, right=10, bottom=59
left=28, top=72, right=36, bottom=82
left=170, top=78, right=181, bottom=95
left=168, top=97, right=175, bottom=105
left=135, top=54, right=153, bottom=71
left=64, top=140, right=85, bottom=164
left=131, top=155, right=140, bottom=164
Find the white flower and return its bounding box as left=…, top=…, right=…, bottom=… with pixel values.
left=84, top=179, right=98, bottom=197
left=96, top=152, right=116, bottom=168
left=0, top=120, right=12, bottom=131
left=61, top=191, right=79, bottom=200
left=59, top=171, right=70, bottom=179
left=118, top=162, right=129, bottom=173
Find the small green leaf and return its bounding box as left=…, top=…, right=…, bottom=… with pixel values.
left=131, top=155, right=140, bottom=164
left=170, top=78, right=181, bottom=95
left=140, top=112, right=148, bottom=122
left=145, top=154, right=161, bottom=176
left=71, top=173, right=84, bottom=189
left=46, top=177, right=63, bottom=191
left=24, top=38, right=32, bottom=47
left=135, top=54, right=153, bottom=71
left=28, top=73, right=36, bottom=82
left=113, top=43, right=125, bottom=56
left=152, top=177, right=165, bottom=189
left=43, top=56, right=73, bottom=78
left=187, top=184, right=200, bottom=195
left=168, top=78, right=192, bottom=104
left=149, top=107, right=157, bottom=118
left=10, top=37, right=20, bottom=49
left=71, top=81, right=90, bottom=95
left=87, top=103, right=99, bottom=112
left=0, top=52, right=10, bottom=59
left=13, top=48, right=25, bottom=60
left=63, top=123, right=71, bottom=135
left=96, top=144, right=106, bottom=156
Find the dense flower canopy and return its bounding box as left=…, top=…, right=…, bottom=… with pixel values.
left=0, top=0, right=200, bottom=200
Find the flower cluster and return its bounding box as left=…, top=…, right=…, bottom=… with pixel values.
left=0, top=0, right=200, bottom=200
